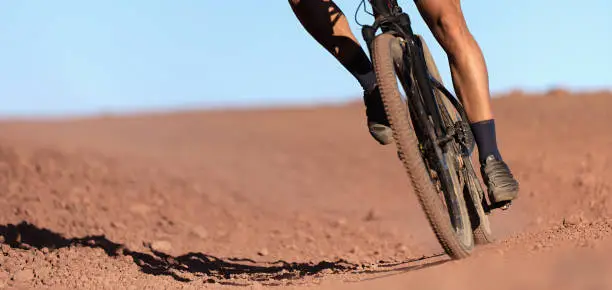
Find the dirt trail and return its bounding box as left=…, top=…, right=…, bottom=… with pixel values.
left=0, top=91, right=611, bottom=289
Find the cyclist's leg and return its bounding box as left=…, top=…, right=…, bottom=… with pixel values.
left=288, top=0, right=392, bottom=145
left=414, top=0, right=518, bottom=203
left=289, top=0, right=374, bottom=90
left=414, top=0, right=492, bottom=124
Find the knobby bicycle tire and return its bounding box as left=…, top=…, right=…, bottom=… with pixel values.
left=371, top=32, right=473, bottom=259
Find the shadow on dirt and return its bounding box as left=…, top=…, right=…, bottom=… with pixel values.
left=0, top=221, right=448, bottom=284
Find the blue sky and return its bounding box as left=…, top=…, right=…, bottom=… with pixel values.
left=0, top=0, right=610, bottom=116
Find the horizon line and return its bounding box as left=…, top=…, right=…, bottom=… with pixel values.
left=0, top=86, right=610, bottom=122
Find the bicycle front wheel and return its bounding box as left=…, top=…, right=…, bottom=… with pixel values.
left=371, top=32, right=474, bottom=259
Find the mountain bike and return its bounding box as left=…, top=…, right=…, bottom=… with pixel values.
left=356, top=0, right=508, bottom=259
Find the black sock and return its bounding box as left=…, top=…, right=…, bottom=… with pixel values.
left=353, top=70, right=377, bottom=92
left=470, top=119, right=502, bottom=163
left=342, top=50, right=377, bottom=91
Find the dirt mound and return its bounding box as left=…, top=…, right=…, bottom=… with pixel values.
left=0, top=91, right=611, bottom=288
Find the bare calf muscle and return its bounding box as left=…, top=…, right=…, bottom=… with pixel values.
left=414, top=0, right=493, bottom=122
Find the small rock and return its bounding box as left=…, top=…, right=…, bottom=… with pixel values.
left=395, top=243, right=408, bottom=253
left=12, top=269, right=34, bottom=282
left=110, top=221, right=126, bottom=229
left=349, top=246, right=359, bottom=254
left=41, top=247, right=50, bottom=254
left=579, top=240, right=595, bottom=248
left=150, top=240, right=172, bottom=252
left=532, top=243, right=543, bottom=251
left=257, top=248, right=269, bottom=256
left=364, top=209, right=380, bottom=221
left=563, top=214, right=583, bottom=227
left=190, top=226, right=208, bottom=239
left=0, top=235, right=4, bottom=243
left=332, top=218, right=347, bottom=227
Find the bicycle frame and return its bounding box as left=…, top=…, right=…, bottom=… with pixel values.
left=361, top=0, right=414, bottom=51
left=360, top=0, right=474, bottom=154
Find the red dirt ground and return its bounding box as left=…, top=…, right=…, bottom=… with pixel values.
left=0, top=90, right=611, bottom=289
